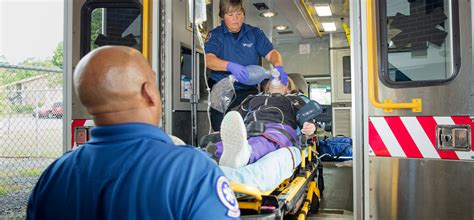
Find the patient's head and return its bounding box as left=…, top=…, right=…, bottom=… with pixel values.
left=73, top=46, right=161, bottom=126
left=264, top=78, right=296, bottom=95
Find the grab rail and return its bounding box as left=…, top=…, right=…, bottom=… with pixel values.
left=142, top=0, right=150, bottom=61
left=299, top=0, right=323, bottom=38
left=366, top=0, right=422, bottom=112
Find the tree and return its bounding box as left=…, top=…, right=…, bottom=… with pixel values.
left=0, top=58, right=56, bottom=86
left=91, top=9, right=103, bottom=50
left=51, top=42, right=63, bottom=69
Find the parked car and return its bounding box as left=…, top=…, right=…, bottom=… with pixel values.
left=32, top=102, right=63, bottom=119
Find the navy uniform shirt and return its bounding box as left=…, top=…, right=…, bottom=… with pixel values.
left=205, top=23, right=274, bottom=90
left=27, top=123, right=240, bottom=220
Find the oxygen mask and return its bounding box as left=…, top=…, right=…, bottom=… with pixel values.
left=267, top=78, right=288, bottom=94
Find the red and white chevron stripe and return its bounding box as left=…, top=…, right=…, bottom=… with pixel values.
left=369, top=116, right=473, bottom=161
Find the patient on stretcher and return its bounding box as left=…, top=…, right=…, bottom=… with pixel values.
left=171, top=78, right=322, bottom=192
left=212, top=78, right=322, bottom=168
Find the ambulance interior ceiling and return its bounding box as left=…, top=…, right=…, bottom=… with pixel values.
left=238, top=0, right=350, bottom=76
left=244, top=0, right=350, bottom=42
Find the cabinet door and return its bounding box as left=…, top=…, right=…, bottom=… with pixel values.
left=331, top=49, right=351, bottom=102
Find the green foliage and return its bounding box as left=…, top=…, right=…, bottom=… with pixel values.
left=11, top=103, right=36, bottom=114
left=0, top=56, right=63, bottom=89
left=0, top=181, right=23, bottom=197
left=91, top=8, right=104, bottom=50
left=51, top=42, right=63, bottom=69
left=0, top=58, right=55, bottom=85
left=0, top=94, right=8, bottom=117
left=47, top=73, right=63, bottom=88
left=19, top=168, right=44, bottom=177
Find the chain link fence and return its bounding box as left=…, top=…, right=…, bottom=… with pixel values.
left=0, top=65, right=63, bottom=217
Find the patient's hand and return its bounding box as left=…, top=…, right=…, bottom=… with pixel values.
left=301, top=122, right=316, bottom=135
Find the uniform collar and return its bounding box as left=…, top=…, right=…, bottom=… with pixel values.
left=221, top=22, right=250, bottom=39
left=88, top=123, right=173, bottom=144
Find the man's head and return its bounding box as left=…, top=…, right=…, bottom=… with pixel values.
left=219, top=0, right=245, bottom=33
left=73, top=46, right=161, bottom=126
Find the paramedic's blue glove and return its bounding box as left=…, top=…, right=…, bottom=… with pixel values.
left=226, top=62, right=249, bottom=82
left=275, top=66, right=288, bottom=85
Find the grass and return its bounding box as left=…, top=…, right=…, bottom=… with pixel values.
left=0, top=167, right=45, bottom=179
left=18, top=168, right=44, bottom=177
left=0, top=188, right=8, bottom=197
left=0, top=181, right=23, bottom=197
left=0, top=129, right=63, bottom=158
left=0, top=150, right=62, bottom=158
left=0, top=171, right=16, bottom=178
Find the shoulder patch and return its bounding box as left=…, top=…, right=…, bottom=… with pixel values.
left=216, top=176, right=240, bottom=218
left=205, top=32, right=212, bottom=43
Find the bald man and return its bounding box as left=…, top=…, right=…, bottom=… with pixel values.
left=27, top=46, right=240, bottom=220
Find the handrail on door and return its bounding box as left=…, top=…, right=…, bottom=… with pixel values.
left=366, top=0, right=422, bottom=113
left=142, top=0, right=150, bottom=61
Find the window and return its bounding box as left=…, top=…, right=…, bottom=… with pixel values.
left=309, top=83, right=331, bottom=105
left=342, top=56, right=351, bottom=94
left=380, top=0, right=460, bottom=86
left=81, top=2, right=142, bottom=57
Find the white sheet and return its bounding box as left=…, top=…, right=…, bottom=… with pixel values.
left=220, top=147, right=302, bottom=192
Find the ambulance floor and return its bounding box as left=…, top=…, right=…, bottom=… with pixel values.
left=307, top=162, right=353, bottom=219
left=320, top=162, right=353, bottom=212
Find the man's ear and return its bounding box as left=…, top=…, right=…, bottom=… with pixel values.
left=142, top=82, right=158, bottom=106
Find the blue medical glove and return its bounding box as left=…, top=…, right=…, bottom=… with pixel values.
left=226, top=62, right=249, bottom=82
left=275, top=66, right=288, bottom=85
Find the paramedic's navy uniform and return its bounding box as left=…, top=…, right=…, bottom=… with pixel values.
left=205, top=22, right=274, bottom=130
left=205, top=22, right=273, bottom=89
left=27, top=123, right=240, bottom=220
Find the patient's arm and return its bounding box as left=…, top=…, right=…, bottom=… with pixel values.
left=220, top=147, right=301, bottom=192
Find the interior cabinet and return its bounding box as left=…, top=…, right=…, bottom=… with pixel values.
left=331, top=49, right=351, bottom=103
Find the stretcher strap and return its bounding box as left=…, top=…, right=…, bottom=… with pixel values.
left=283, top=147, right=296, bottom=169
left=271, top=127, right=299, bottom=147
left=260, top=133, right=295, bottom=168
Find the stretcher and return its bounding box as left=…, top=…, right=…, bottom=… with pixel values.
left=200, top=135, right=324, bottom=219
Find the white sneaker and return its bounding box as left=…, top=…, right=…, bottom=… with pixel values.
left=219, top=111, right=251, bottom=168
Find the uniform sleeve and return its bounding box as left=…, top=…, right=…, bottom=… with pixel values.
left=26, top=180, right=39, bottom=219
left=204, top=30, right=222, bottom=56
left=186, top=166, right=240, bottom=219
left=26, top=164, right=54, bottom=220
left=254, top=28, right=274, bottom=57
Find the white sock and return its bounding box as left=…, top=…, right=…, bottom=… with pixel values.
left=219, top=111, right=251, bottom=168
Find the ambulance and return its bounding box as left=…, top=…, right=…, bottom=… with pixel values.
left=65, top=0, right=473, bottom=219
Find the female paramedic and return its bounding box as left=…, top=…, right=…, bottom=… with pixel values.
left=205, top=0, right=288, bottom=131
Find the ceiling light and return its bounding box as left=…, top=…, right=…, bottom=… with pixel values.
left=314, top=5, right=332, bottom=17
left=273, top=25, right=289, bottom=31
left=322, top=22, right=337, bottom=32
left=260, top=11, right=277, bottom=18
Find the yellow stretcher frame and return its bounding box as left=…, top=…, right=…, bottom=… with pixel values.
left=230, top=141, right=322, bottom=218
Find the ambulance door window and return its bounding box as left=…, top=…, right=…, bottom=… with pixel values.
left=81, top=2, right=142, bottom=57
left=379, top=0, right=460, bottom=87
